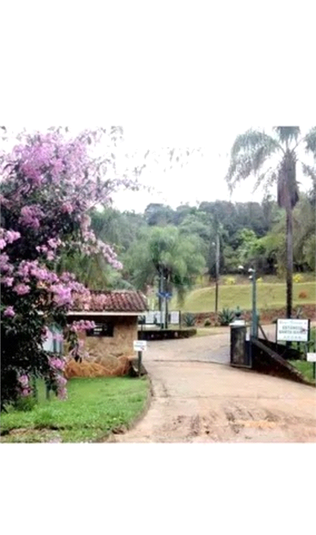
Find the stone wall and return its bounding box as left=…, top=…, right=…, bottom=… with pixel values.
left=65, top=315, right=138, bottom=376
left=81, top=316, right=138, bottom=361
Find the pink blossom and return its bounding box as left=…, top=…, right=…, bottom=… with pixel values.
left=50, top=284, right=73, bottom=307
left=49, top=357, right=65, bottom=370
left=58, top=388, right=67, bottom=400
left=19, top=205, right=44, bottom=229
left=0, top=254, right=14, bottom=274
left=56, top=375, right=67, bottom=387
left=61, top=202, right=74, bottom=214
left=5, top=230, right=21, bottom=244
left=20, top=162, right=42, bottom=186
left=2, top=277, right=14, bottom=287
left=0, top=239, right=6, bottom=249
left=22, top=388, right=30, bottom=397
left=18, top=375, right=29, bottom=387
left=14, top=283, right=31, bottom=295
left=46, top=251, right=55, bottom=261
left=70, top=319, right=96, bottom=333
left=3, top=306, right=15, bottom=317
left=48, top=238, right=60, bottom=249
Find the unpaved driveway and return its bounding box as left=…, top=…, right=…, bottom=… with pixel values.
left=112, top=329, right=316, bottom=443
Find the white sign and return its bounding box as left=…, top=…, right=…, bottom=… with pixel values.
left=276, top=319, right=309, bottom=342
left=170, top=311, right=180, bottom=324
left=133, top=340, right=147, bottom=352
left=307, top=353, right=316, bottom=362
left=145, top=311, right=161, bottom=324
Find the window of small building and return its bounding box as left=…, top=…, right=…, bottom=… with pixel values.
left=86, top=322, right=114, bottom=337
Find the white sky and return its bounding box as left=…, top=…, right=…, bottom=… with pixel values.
left=1, top=1, right=315, bottom=215
left=111, top=126, right=315, bottom=212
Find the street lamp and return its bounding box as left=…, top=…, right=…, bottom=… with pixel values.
left=238, top=265, right=258, bottom=339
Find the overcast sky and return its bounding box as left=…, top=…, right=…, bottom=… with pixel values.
left=111, top=125, right=314, bottom=212
left=1, top=1, right=314, bottom=214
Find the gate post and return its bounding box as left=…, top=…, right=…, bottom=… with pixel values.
left=230, top=319, right=251, bottom=368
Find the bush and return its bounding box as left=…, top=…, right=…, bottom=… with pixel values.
left=182, top=313, right=196, bottom=327
left=204, top=319, right=211, bottom=327
left=224, top=277, right=236, bottom=285
left=298, top=291, right=308, bottom=299
left=293, top=274, right=303, bottom=283
left=218, top=308, right=235, bottom=326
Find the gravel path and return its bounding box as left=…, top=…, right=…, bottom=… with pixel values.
left=111, top=328, right=316, bottom=443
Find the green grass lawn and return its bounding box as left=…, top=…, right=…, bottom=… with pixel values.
left=288, top=360, right=316, bottom=383
left=172, top=281, right=316, bottom=313
left=0, top=376, right=150, bottom=443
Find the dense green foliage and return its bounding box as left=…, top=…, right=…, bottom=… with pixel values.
left=79, top=193, right=315, bottom=305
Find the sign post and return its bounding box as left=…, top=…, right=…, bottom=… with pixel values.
left=133, top=340, right=147, bottom=377
left=307, top=352, right=316, bottom=383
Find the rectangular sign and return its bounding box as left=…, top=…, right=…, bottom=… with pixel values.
left=133, top=340, right=147, bottom=352
left=276, top=319, right=309, bottom=342
left=170, top=311, right=180, bottom=324
left=307, top=353, right=316, bottom=362
left=145, top=311, right=161, bottom=324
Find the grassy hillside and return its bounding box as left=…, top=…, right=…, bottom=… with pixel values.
left=173, top=281, right=316, bottom=313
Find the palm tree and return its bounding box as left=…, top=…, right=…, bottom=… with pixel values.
left=125, top=226, right=205, bottom=327
left=226, top=126, right=316, bottom=318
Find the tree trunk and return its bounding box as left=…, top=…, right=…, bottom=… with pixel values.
left=286, top=206, right=293, bottom=319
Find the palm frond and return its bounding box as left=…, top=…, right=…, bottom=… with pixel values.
left=273, top=127, right=300, bottom=144
left=226, top=130, right=280, bottom=189
left=231, top=129, right=280, bottom=157
left=252, top=167, right=278, bottom=193
left=304, top=127, right=316, bottom=158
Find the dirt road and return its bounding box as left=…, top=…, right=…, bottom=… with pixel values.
left=111, top=329, right=316, bottom=443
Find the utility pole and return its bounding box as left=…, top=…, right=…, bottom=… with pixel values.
left=158, top=268, right=163, bottom=329
left=249, top=268, right=258, bottom=338
left=215, top=230, right=220, bottom=315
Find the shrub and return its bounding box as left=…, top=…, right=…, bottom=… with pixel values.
left=183, top=313, right=196, bottom=327
left=224, top=277, right=236, bottom=285
left=293, top=274, right=303, bottom=283
left=218, top=308, right=235, bottom=326
left=204, top=319, right=211, bottom=327
left=298, top=291, right=308, bottom=299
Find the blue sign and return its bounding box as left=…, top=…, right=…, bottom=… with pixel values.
left=156, top=291, right=173, bottom=299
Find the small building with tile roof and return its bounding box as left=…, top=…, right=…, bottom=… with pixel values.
left=66, top=290, right=148, bottom=363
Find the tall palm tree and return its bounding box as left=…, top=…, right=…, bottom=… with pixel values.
left=226, top=126, right=316, bottom=318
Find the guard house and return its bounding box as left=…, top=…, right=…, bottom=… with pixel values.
left=67, top=290, right=148, bottom=361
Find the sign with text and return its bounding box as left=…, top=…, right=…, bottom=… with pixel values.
left=133, top=340, right=147, bottom=352
left=276, top=319, right=309, bottom=342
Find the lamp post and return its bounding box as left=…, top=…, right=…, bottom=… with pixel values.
left=248, top=268, right=258, bottom=338
left=238, top=265, right=258, bottom=339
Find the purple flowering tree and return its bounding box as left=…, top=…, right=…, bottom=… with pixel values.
left=0, top=128, right=137, bottom=409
